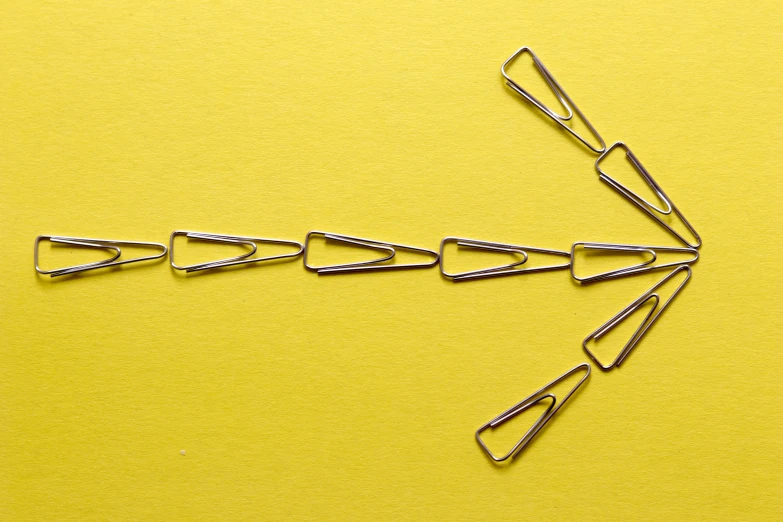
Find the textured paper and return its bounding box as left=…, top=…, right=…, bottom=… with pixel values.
left=1, top=1, right=781, bottom=520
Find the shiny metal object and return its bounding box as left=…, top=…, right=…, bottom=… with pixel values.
left=439, top=237, right=570, bottom=282
left=501, top=46, right=606, bottom=154
left=34, top=235, right=167, bottom=277
left=303, top=231, right=438, bottom=274
left=583, top=265, right=692, bottom=371
left=570, top=242, right=698, bottom=283
left=596, top=142, right=702, bottom=248
left=169, top=231, right=303, bottom=273
left=476, top=363, right=591, bottom=463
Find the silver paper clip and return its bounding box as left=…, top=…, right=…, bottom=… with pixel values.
left=582, top=265, right=691, bottom=371
left=34, top=235, right=167, bottom=277
left=501, top=47, right=606, bottom=154
left=596, top=142, right=702, bottom=248
left=169, top=231, right=304, bottom=273
left=439, top=237, right=570, bottom=281
left=304, top=231, right=439, bottom=274
left=476, top=363, right=591, bottom=463
left=570, top=242, right=698, bottom=283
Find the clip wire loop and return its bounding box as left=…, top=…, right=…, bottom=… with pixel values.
left=34, top=235, right=167, bottom=277
left=476, top=363, right=591, bottom=463
left=570, top=242, right=698, bottom=283
left=582, top=265, right=692, bottom=371
left=440, top=237, right=570, bottom=282
left=596, top=142, right=702, bottom=248
left=501, top=47, right=606, bottom=154
left=169, top=231, right=304, bottom=273
left=303, top=231, right=439, bottom=274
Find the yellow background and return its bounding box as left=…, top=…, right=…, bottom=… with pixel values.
left=2, top=1, right=781, bottom=520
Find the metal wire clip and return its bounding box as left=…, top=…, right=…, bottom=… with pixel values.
left=596, top=142, right=702, bottom=248
left=570, top=242, right=698, bottom=283
left=303, top=231, right=439, bottom=274
left=582, top=265, right=691, bottom=370
left=476, top=363, right=591, bottom=463
left=34, top=235, right=167, bottom=277
left=501, top=47, right=606, bottom=154
left=439, top=237, right=570, bottom=281
left=169, top=231, right=304, bottom=272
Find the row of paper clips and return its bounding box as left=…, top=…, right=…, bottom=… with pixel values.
left=34, top=232, right=697, bottom=368
left=34, top=46, right=701, bottom=465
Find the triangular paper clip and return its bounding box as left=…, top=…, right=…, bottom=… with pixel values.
left=582, top=265, right=692, bottom=370
left=303, top=231, right=439, bottom=274
left=439, top=237, right=570, bottom=282
left=570, top=242, right=698, bottom=283
left=169, top=231, right=304, bottom=273
left=501, top=47, right=606, bottom=154
left=596, top=142, right=702, bottom=248
left=34, top=235, right=167, bottom=277
left=476, top=363, right=591, bottom=463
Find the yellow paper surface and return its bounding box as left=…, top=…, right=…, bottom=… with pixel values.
left=1, top=1, right=781, bottom=520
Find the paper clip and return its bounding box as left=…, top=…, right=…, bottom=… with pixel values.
left=596, top=142, right=702, bottom=248
left=476, top=363, right=591, bottom=463
left=169, top=231, right=304, bottom=273
left=501, top=47, right=606, bottom=154
left=582, top=265, right=691, bottom=371
left=570, top=242, right=698, bottom=283
left=439, top=237, right=570, bottom=281
left=303, top=231, right=439, bottom=274
left=34, top=235, right=167, bottom=277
